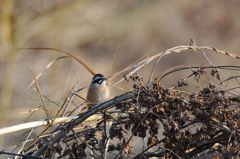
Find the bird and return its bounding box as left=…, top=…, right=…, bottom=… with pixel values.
left=86, top=74, right=112, bottom=158
left=86, top=73, right=110, bottom=110
left=189, top=38, right=197, bottom=53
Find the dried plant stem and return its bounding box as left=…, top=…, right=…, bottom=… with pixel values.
left=0, top=111, right=130, bottom=136
left=31, top=92, right=133, bottom=157
left=6, top=45, right=240, bottom=158
left=109, top=46, right=240, bottom=87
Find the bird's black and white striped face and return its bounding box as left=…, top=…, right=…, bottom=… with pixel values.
left=91, top=73, right=107, bottom=86
left=87, top=73, right=109, bottom=109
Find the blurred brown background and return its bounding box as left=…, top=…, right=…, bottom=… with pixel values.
left=0, top=0, right=240, bottom=152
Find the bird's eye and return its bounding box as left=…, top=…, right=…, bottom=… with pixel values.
left=98, top=79, right=103, bottom=84
left=93, top=79, right=103, bottom=84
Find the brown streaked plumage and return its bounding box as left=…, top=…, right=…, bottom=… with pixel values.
left=189, top=38, right=197, bottom=52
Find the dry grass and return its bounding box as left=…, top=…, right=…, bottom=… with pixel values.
left=1, top=1, right=240, bottom=158
left=0, top=46, right=239, bottom=158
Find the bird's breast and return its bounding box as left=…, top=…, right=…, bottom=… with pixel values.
left=87, top=85, right=109, bottom=104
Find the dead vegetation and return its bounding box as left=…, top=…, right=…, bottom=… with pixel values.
left=1, top=45, right=240, bottom=159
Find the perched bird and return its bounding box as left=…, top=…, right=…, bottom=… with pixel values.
left=86, top=74, right=112, bottom=158
left=189, top=38, right=197, bottom=52
left=86, top=73, right=110, bottom=110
